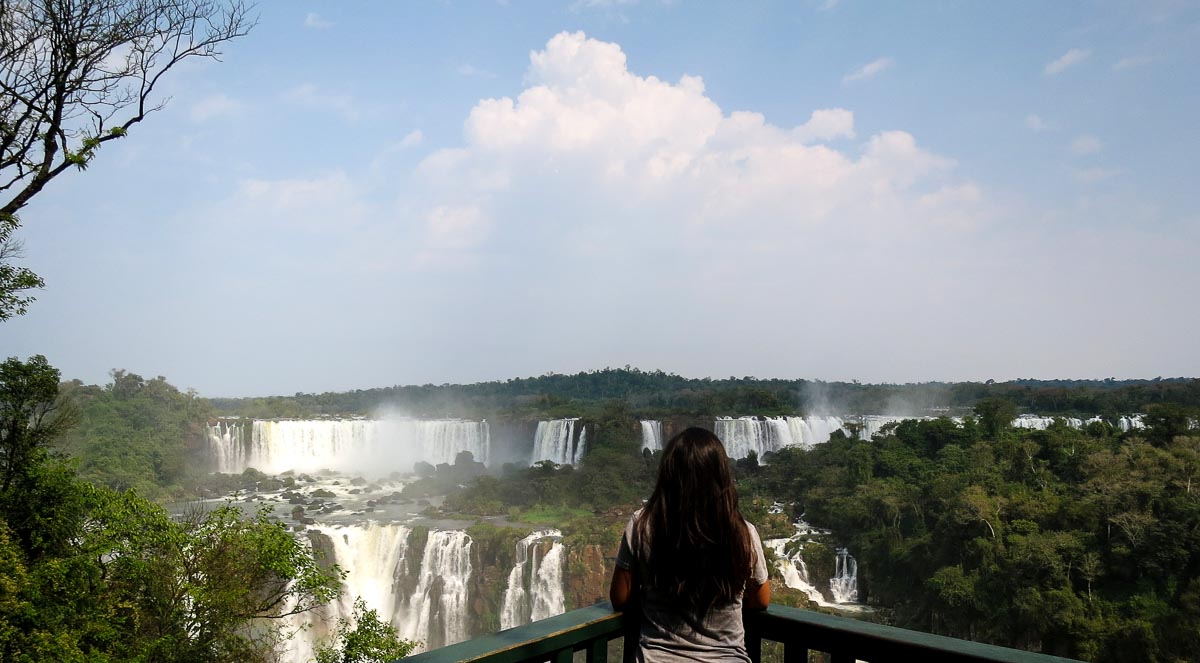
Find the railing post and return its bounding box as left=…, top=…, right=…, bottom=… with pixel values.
left=622, top=611, right=638, bottom=663
left=586, top=636, right=608, bottom=663
left=782, top=643, right=808, bottom=663
left=746, top=613, right=762, bottom=663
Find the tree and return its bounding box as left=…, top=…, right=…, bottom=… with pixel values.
left=974, top=398, right=1017, bottom=440
left=314, top=597, right=418, bottom=663
left=0, top=0, right=254, bottom=311
left=0, top=355, right=343, bottom=662
left=0, top=229, right=41, bottom=321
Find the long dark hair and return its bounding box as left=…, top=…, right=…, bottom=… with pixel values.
left=634, top=427, right=753, bottom=613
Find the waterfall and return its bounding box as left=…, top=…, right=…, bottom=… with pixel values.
left=716, top=416, right=863, bottom=458
left=830, top=548, right=858, bottom=604
left=1012, top=415, right=1084, bottom=430
left=501, top=530, right=566, bottom=629
left=399, top=530, right=474, bottom=651
left=640, top=420, right=664, bottom=452
left=277, top=524, right=474, bottom=660
left=531, top=543, right=565, bottom=621
left=205, top=420, right=248, bottom=474
left=763, top=539, right=827, bottom=606
left=531, top=419, right=586, bottom=466
left=1118, top=415, right=1145, bottom=431
left=281, top=522, right=412, bottom=663
left=203, top=418, right=490, bottom=474
left=714, top=417, right=791, bottom=459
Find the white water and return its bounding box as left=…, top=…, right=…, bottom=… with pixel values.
left=500, top=529, right=566, bottom=629
left=276, top=524, right=476, bottom=660
left=531, top=419, right=586, bottom=466
left=765, top=521, right=865, bottom=612
left=204, top=419, right=490, bottom=474
left=764, top=538, right=828, bottom=606
left=1118, top=415, right=1145, bottom=431
left=640, top=420, right=664, bottom=453
left=830, top=548, right=858, bottom=604
left=399, top=530, right=474, bottom=651
left=716, top=415, right=910, bottom=458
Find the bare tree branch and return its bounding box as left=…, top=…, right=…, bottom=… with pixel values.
left=0, top=0, right=256, bottom=219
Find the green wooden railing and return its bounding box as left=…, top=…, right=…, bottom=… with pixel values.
left=401, top=603, right=1085, bottom=663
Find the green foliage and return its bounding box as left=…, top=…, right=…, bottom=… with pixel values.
left=741, top=416, right=1200, bottom=661
left=0, top=225, right=45, bottom=322
left=314, top=597, right=417, bottom=663
left=53, top=370, right=213, bottom=499
left=207, top=367, right=1200, bottom=420
left=0, top=356, right=342, bottom=663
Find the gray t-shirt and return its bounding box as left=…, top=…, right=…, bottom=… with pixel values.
left=615, top=511, right=770, bottom=663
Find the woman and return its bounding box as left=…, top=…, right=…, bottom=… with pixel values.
left=610, top=427, right=770, bottom=662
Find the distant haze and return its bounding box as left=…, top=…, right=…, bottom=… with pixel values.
left=2, top=3, right=1197, bottom=397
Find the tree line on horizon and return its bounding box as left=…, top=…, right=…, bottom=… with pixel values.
left=205, top=366, right=1200, bottom=421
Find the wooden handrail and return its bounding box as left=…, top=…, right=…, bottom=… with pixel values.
left=400, top=602, right=1085, bottom=663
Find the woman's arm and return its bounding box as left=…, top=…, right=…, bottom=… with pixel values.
left=610, top=566, right=634, bottom=610
left=743, top=579, right=770, bottom=610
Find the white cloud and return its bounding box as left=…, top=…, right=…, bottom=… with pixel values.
left=843, top=57, right=894, bottom=84
left=426, top=205, right=491, bottom=250
left=284, top=83, right=360, bottom=121
left=818, top=0, right=842, bottom=10
left=1113, top=55, right=1154, bottom=71
left=793, top=108, right=856, bottom=143
left=189, top=93, right=240, bottom=122
left=1044, top=48, right=1091, bottom=75
left=1071, top=134, right=1103, bottom=155
left=1025, top=114, right=1050, bottom=131
left=400, top=130, right=424, bottom=148
left=304, top=12, right=334, bottom=29
left=420, top=31, right=981, bottom=261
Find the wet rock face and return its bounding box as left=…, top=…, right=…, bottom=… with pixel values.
left=566, top=544, right=611, bottom=609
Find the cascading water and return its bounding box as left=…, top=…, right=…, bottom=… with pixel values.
left=399, top=530, right=474, bottom=652
left=785, top=416, right=847, bottom=448
left=204, top=419, right=490, bottom=474
left=1118, top=415, right=1145, bottom=431
left=714, top=417, right=794, bottom=458
left=501, top=530, right=566, bottom=629
left=829, top=548, right=858, bottom=604
left=206, top=420, right=247, bottom=473
left=640, top=420, right=664, bottom=453
left=763, top=539, right=827, bottom=606
left=531, top=419, right=586, bottom=466
left=1012, top=415, right=1084, bottom=430
left=282, top=522, right=411, bottom=662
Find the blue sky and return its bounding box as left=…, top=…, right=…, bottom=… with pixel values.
left=3, top=0, right=1198, bottom=396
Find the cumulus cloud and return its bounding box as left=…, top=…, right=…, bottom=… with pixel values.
left=1071, top=134, right=1103, bottom=155
left=417, top=30, right=981, bottom=271
left=304, top=12, right=333, bottom=29
left=1044, top=48, right=1091, bottom=75
left=793, top=108, right=856, bottom=143
left=843, top=57, right=894, bottom=83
